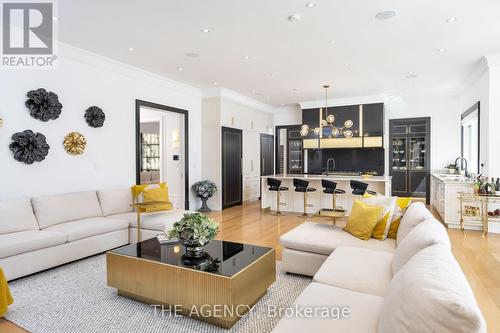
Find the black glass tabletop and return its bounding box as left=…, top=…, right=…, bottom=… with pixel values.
left=110, top=238, right=273, bottom=277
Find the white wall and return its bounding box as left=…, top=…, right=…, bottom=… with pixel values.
left=487, top=58, right=500, bottom=177
left=276, top=93, right=462, bottom=175
left=458, top=63, right=489, bottom=174
left=385, top=93, right=461, bottom=173
left=273, top=105, right=302, bottom=126
left=0, top=43, right=202, bottom=209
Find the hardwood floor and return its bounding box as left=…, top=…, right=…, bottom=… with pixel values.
left=1, top=200, right=499, bottom=332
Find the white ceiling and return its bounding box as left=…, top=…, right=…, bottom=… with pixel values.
left=58, top=0, right=500, bottom=106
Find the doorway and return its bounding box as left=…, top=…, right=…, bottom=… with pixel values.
left=135, top=100, right=189, bottom=210
left=221, top=127, right=242, bottom=209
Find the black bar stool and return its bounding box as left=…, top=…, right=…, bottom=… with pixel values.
left=320, top=180, right=346, bottom=225
left=267, top=178, right=288, bottom=216
left=293, top=178, right=316, bottom=217
left=350, top=180, right=377, bottom=196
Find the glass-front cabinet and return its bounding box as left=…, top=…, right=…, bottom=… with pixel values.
left=288, top=128, right=303, bottom=174
left=275, top=125, right=303, bottom=174
left=389, top=118, right=430, bottom=203
left=392, top=137, right=407, bottom=170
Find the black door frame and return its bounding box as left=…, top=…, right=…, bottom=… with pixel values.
left=221, top=126, right=243, bottom=209
left=461, top=101, right=480, bottom=173
left=135, top=99, right=190, bottom=210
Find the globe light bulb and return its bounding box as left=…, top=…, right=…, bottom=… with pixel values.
left=332, top=128, right=340, bottom=136
left=321, top=119, right=328, bottom=127
left=313, top=127, right=321, bottom=135
left=326, top=114, right=335, bottom=124
left=344, top=130, right=353, bottom=138
left=344, top=120, right=353, bottom=128
left=300, top=128, right=308, bottom=136
left=301, top=124, right=309, bottom=131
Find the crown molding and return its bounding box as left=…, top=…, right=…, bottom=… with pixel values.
left=202, top=87, right=276, bottom=114
left=59, top=42, right=202, bottom=98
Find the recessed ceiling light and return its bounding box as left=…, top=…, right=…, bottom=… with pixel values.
left=306, top=2, right=316, bottom=8
left=375, top=10, right=396, bottom=20
left=344, top=63, right=350, bottom=67
left=128, top=47, right=134, bottom=52
left=201, top=28, right=210, bottom=33
left=446, top=17, right=457, bottom=23
left=213, top=81, right=218, bottom=86
left=438, top=48, right=445, bottom=53
left=243, top=55, right=250, bottom=60
left=406, top=73, right=417, bottom=79
left=177, top=67, right=184, bottom=72
left=329, top=40, right=337, bottom=45
left=288, top=14, right=301, bottom=22
left=185, top=52, right=200, bottom=58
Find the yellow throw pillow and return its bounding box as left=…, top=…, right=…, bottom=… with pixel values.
left=371, top=211, right=392, bottom=240
left=361, top=195, right=397, bottom=240
left=131, top=184, right=148, bottom=202
left=142, top=183, right=173, bottom=212
left=387, top=197, right=413, bottom=239
left=344, top=200, right=384, bottom=241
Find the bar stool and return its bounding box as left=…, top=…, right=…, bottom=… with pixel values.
left=350, top=180, right=377, bottom=196
left=293, top=178, right=316, bottom=217
left=267, top=178, right=288, bottom=216
left=320, top=180, right=346, bottom=225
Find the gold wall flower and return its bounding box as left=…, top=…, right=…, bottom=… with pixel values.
left=63, top=132, right=86, bottom=155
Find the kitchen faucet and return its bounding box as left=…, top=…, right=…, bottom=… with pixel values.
left=454, top=157, right=469, bottom=178
left=326, top=158, right=336, bottom=176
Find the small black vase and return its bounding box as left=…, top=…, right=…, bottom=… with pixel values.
left=198, top=197, right=211, bottom=212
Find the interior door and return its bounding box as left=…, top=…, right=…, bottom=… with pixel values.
left=260, top=134, right=274, bottom=176
left=222, top=127, right=242, bottom=209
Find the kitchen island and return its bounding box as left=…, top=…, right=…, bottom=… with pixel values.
left=261, top=174, right=392, bottom=215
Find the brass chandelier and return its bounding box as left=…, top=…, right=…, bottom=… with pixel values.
left=300, top=85, right=354, bottom=138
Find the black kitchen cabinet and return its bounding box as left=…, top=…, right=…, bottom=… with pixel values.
left=363, top=103, right=384, bottom=137
left=389, top=118, right=431, bottom=203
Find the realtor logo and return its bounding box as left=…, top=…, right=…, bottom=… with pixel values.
left=1, top=1, right=57, bottom=68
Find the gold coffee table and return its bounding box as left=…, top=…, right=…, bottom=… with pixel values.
left=131, top=201, right=170, bottom=241
left=107, top=238, right=276, bottom=328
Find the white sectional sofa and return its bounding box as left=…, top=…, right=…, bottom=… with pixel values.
left=0, top=189, right=189, bottom=281
left=274, top=202, right=486, bottom=333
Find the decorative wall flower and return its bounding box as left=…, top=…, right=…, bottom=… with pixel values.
left=25, top=88, right=63, bottom=121
left=84, top=106, right=105, bottom=128
left=63, top=132, right=87, bottom=155
left=9, top=130, right=50, bottom=164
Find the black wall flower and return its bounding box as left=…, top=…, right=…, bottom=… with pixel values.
left=84, top=106, right=105, bottom=128
left=9, top=130, right=50, bottom=164
left=25, top=88, right=63, bottom=122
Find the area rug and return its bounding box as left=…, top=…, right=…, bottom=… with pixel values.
left=6, top=255, right=311, bottom=333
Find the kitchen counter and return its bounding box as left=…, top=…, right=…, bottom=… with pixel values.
left=261, top=174, right=391, bottom=182
left=261, top=174, right=391, bottom=214
left=431, top=173, right=475, bottom=184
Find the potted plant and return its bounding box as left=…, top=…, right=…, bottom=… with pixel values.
left=192, top=180, right=217, bottom=212
left=445, top=164, right=458, bottom=174
left=166, top=213, right=219, bottom=257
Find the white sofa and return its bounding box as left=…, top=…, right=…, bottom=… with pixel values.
left=0, top=189, right=189, bottom=281
left=273, top=202, right=486, bottom=333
